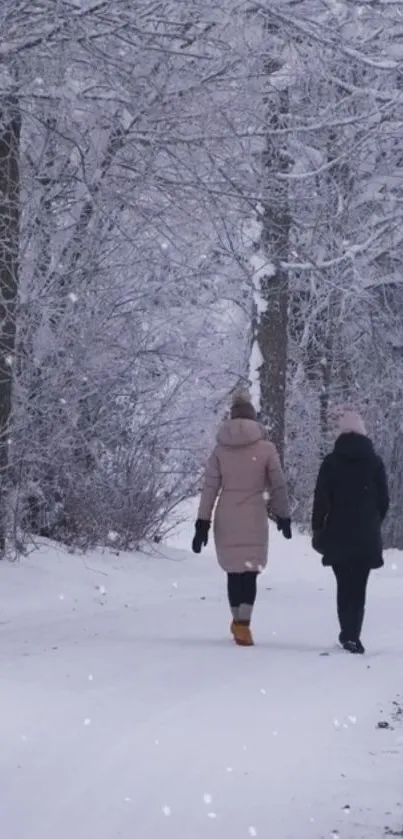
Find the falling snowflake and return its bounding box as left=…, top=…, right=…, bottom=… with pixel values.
left=331, top=832, right=340, bottom=839
left=203, top=794, right=212, bottom=805
left=245, top=561, right=253, bottom=569
left=84, top=718, right=91, bottom=726
left=99, top=585, right=107, bottom=596
left=108, top=530, right=118, bottom=542
left=226, top=767, right=233, bottom=773
left=248, top=827, right=257, bottom=837
left=88, top=674, right=94, bottom=682
left=59, top=593, right=65, bottom=601
left=333, top=719, right=341, bottom=729
left=272, top=730, right=278, bottom=737
left=207, top=812, right=217, bottom=820
left=155, top=739, right=159, bottom=746
left=348, top=716, right=357, bottom=725
left=391, top=563, right=398, bottom=571
left=343, top=804, right=351, bottom=814
left=68, top=292, right=78, bottom=303
left=162, top=806, right=171, bottom=817
left=172, top=582, right=178, bottom=589
left=5, top=354, right=13, bottom=367
left=260, top=688, right=267, bottom=695
left=124, top=797, right=132, bottom=803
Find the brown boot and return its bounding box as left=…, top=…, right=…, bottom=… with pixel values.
left=233, top=622, right=254, bottom=646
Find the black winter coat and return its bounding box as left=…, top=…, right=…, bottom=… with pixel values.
left=312, top=433, right=389, bottom=569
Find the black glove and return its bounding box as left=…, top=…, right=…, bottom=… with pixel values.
left=192, top=519, right=210, bottom=554
left=277, top=517, right=292, bottom=540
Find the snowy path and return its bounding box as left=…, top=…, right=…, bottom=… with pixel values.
left=0, top=522, right=402, bottom=839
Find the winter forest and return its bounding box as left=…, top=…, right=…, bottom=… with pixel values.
left=2, top=0, right=403, bottom=552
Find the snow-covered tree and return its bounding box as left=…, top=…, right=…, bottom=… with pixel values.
left=0, top=1, right=251, bottom=549
left=2, top=0, right=403, bottom=549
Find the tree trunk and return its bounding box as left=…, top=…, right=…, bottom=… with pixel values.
left=0, top=96, right=21, bottom=552
left=317, top=118, right=353, bottom=454
left=255, top=63, right=290, bottom=462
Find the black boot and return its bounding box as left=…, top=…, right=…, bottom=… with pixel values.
left=354, top=608, right=365, bottom=654
left=342, top=640, right=365, bottom=655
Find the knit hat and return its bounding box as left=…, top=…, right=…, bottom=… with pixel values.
left=331, top=406, right=366, bottom=436
left=230, top=390, right=257, bottom=421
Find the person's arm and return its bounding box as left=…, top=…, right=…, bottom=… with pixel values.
left=376, top=456, right=389, bottom=522
left=192, top=450, right=221, bottom=553
left=266, top=443, right=290, bottom=520
left=197, top=450, right=221, bottom=521
left=312, top=458, right=331, bottom=532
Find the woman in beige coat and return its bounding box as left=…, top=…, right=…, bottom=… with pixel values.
left=192, top=392, right=291, bottom=646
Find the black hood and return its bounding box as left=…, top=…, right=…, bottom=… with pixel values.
left=334, top=432, right=375, bottom=461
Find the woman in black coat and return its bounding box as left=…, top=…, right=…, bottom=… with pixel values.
left=312, top=411, right=389, bottom=654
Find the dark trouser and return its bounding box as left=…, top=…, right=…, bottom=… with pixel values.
left=333, top=565, right=370, bottom=642
left=227, top=572, right=258, bottom=625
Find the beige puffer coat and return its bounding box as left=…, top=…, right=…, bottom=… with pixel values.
left=197, top=419, right=290, bottom=573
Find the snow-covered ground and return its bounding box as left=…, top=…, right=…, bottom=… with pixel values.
left=1, top=503, right=402, bottom=839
